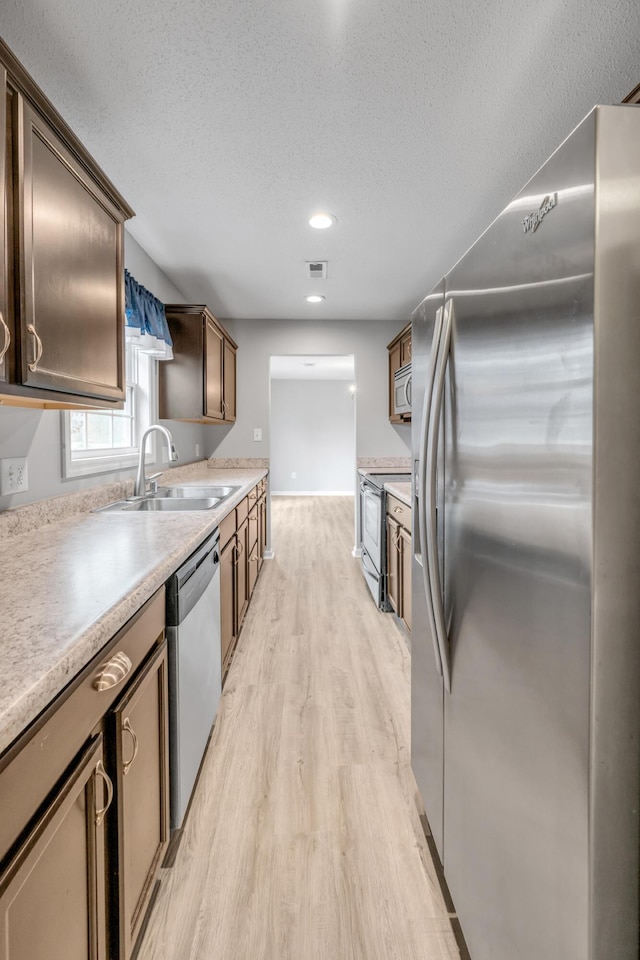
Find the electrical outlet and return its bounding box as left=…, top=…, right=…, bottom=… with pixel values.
left=0, top=457, right=28, bottom=495
left=291, top=471, right=297, bottom=479
left=195, top=443, right=200, bottom=456
left=253, top=428, right=262, bottom=442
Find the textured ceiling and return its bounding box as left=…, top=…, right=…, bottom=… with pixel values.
left=2, top=0, right=639, bottom=322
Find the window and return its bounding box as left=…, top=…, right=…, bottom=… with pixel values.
left=62, top=348, right=156, bottom=478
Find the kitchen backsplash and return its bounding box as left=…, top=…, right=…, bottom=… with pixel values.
left=208, top=457, right=270, bottom=468
left=356, top=457, right=411, bottom=469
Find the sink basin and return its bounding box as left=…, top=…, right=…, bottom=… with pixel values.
left=96, top=484, right=241, bottom=514
left=98, top=497, right=221, bottom=513
left=159, top=485, right=240, bottom=499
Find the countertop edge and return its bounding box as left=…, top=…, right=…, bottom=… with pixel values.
left=0, top=467, right=268, bottom=756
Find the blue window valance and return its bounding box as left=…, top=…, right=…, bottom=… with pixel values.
left=124, top=270, right=173, bottom=360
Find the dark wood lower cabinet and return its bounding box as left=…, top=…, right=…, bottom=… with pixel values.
left=220, top=482, right=269, bottom=675
left=247, top=504, right=259, bottom=597
left=0, top=735, right=109, bottom=960
left=235, top=519, right=249, bottom=631
left=399, top=526, right=412, bottom=633
left=386, top=507, right=411, bottom=634
left=109, top=643, right=169, bottom=960
left=220, top=536, right=236, bottom=668
left=386, top=515, right=400, bottom=614
left=258, top=495, right=267, bottom=570
left=0, top=589, right=168, bottom=960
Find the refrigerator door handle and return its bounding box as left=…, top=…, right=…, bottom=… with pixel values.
left=426, top=298, right=453, bottom=692
left=418, top=305, right=445, bottom=678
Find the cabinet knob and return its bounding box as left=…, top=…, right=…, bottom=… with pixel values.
left=393, top=506, right=403, bottom=514
left=0, top=311, right=10, bottom=365
left=26, top=324, right=43, bottom=372
left=93, top=651, right=133, bottom=691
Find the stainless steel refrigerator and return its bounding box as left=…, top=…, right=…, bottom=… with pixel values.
left=411, top=105, right=640, bottom=960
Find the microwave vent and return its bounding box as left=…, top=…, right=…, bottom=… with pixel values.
left=305, top=261, right=328, bottom=280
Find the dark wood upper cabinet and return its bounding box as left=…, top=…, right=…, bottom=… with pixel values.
left=159, top=305, right=237, bottom=424
left=387, top=322, right=412, bottom=423
left=0, top=38, right=133, bottom=409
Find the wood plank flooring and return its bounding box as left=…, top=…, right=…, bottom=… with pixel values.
left=137, top=496, right=459, bottom=960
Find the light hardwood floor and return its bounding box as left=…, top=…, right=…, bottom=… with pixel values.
left=137, top=496, right=459, bottom=960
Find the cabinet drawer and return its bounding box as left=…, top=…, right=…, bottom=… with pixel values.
left=0, top=589, right=165, bottom=864
left=386, top=494, right=411, bottom=530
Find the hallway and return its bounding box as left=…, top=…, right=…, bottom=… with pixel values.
left=137, top=496, right=459, bottom=960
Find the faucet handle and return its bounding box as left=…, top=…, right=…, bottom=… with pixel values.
left=147, top=472, right=162, bottom=494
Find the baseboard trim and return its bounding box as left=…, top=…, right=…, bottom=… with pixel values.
left=352, top=547, right=362, bottom=558
left=263, top=549, right=275, bottom=559
left=270, top=491, right=355, bottom=497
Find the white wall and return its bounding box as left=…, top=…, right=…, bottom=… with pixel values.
left=206, top=318, right=411, bottom=461
left=270, top=380, right=355, bottom=493
left=0, top=231, right=203, bottom=510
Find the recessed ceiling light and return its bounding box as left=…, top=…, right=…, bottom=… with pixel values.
left=305, top=295, right=325, bottom=303
left=308, top=213, right=335, bottom=229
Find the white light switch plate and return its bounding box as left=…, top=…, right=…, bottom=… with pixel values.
left=0, top=457, right=28, bottom=495
left=253, top=428, right=262, bottom=442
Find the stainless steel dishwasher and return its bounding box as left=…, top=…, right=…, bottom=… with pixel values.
left=166, top=530, right=221, bottom=831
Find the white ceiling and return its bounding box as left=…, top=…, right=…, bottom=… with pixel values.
left=2, top=1, right=639, bottom=323
left=270, top=355, right=355, bottom=380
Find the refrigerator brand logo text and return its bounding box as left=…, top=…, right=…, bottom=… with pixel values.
left=522, top=193, right=558, bottom=234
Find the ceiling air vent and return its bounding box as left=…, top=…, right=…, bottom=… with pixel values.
left=305, top=261, right=328, bottom=280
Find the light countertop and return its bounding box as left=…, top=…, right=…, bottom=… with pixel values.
left=384, top=481, right=412, bottom=506
left=0, top=465, right=266, bottom=756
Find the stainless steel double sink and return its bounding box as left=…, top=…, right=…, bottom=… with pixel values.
left=98, top=485, right=240, bottom=513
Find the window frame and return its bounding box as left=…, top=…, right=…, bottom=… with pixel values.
left=61, top=350, right=157, bottom=479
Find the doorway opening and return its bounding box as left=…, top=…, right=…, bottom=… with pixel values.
left=269, top=355, right=356, bottom=495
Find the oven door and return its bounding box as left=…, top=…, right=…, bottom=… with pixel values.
left=361, top=482, right=383, bottom=569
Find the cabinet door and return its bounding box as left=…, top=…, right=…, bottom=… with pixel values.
left=111, top=643, right=169, bottom=960
left=386, top=515, right=400, bottom=613
left=220, top=536, right=236, bottom=669
left=247, top=503, right=259, bottom=598
left=235, top=519, right=249, bottom=630
left=16, top=97, right=125, bottom=402
left=223, top=338, right=236, bottom=421
left=388, top=339, right=402, bottom=421
left=259, top=495, right=268, bottom=563
left=399, top=525, right=412, bottom=633
left=0, top=69, right=9, bottom=387
left=400, top=329, right=412, bottom=366
left=0, top=735, right=110, bottom=960
left=257, top=495, right=265, bottom=571
left=204, top=318, right=224, bottom=419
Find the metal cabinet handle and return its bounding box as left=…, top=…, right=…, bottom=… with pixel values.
left=94, top=761, right=114, bottom=826
left=26, top=324, right=43, bottom=372
left=248, top=514, right=259, bottom=522
left=393, top=530, right=401, bottom=551
left=122, top=718, right=139, bottom=776
left=248, top=548, right=259, bottom=563
left=233, top=539, right=244, bottom=564
left=393, top=506, right=403, bottom=514
left=0, top=311, right=9, bottom=365
left=93, top=652, right=133, bottom=691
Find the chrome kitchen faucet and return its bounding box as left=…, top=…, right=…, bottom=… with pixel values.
left=134, top=425, right=179, bottom=497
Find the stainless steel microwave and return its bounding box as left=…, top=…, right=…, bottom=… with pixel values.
left=393, top=362, right=411, bottom=417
